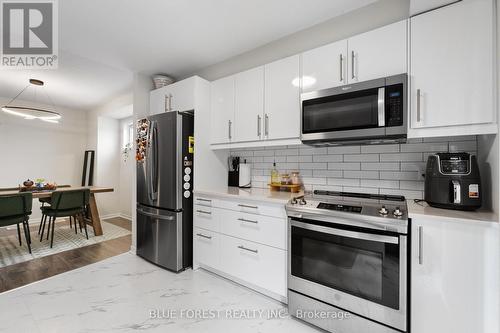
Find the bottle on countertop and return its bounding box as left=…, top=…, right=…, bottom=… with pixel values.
left=271, top=162, right=280, bottom=185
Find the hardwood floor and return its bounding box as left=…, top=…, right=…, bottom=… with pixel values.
left=0, top=217, right=132, bottom=293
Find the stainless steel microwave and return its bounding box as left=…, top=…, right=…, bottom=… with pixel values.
left=301, top=74, right=407, bottom=146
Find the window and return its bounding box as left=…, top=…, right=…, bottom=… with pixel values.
left=123, top=121, right=134, bottom=149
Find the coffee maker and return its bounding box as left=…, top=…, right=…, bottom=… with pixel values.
left=424, top=153, right=481, bottom=210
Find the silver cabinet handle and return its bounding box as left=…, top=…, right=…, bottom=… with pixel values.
left=257, top=115, right=261, bottom=137
left=339, top=54, right=344, bottom=82
left=416, top=89, right=421, bottom=123
left=418, top=226, right=424, bottom=265
left=196, top=210, right=212, bottom=215
left=264, top=114, right=269, bottom=136
left=196, top=233, right=212, bottom=240
left=228, top=120, right=232, bottom=140
left=351, top=50, right=356, bottom=80
left=238, top=204, right=258, bottom=209
left=196, top=198, right=212, bottom=202
left=238, top=218, right=258, bottom=224
left=237, top=245, right=258, bottom=253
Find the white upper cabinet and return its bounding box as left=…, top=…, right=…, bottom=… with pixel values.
left=264, top=55, right=300, bottom=140
left=410, top=0, right=496, bottom=132
left=348, top=20, right=407, bottom=83
left=149, top=77, right=195, bottom=115
left=210, top=76, right=235, bottom=144
left=411, top=216, right=499, bottom=333
left=234, top=67, right=265, bottom=143
left=301, top=40, right=348, bottom=93
left=410, top=0, right=456, bottom=15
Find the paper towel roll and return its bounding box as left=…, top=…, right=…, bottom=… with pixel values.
left=239, top=163, right=251, bottom=188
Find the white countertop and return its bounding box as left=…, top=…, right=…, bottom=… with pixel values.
left=407, top=200, right=498, bottom=224
left=194, top=187, right=303, bottom=205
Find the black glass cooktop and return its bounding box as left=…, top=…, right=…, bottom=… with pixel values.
left=317, top=202, right=362, bottom=213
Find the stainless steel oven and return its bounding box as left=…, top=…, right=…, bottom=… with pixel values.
left=286, top=191, right=408, bottom=333
left=301, top=74, right=407, bottom=145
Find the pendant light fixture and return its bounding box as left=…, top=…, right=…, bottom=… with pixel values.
left=1, top=79, right=61, bottom=123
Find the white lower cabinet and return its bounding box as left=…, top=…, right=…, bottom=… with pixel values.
left=193, top=195, right=288, bottom=302
left=411, top=216, right=499, bottom=333
left=221, top=235, right=287, bottom=298
left=193, top=228, right=220, bottom=271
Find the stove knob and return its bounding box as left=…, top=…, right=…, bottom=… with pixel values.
left=393, top=207, right=403, bottom=217
left=379, top=206, right=388, bottom=215
left=299, top=198, right=307, bottom=205
left=290, top=197, right=298, bottom=205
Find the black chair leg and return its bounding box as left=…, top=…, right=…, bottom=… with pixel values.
left=16, top=223, right=22, bottom=246
left=46, top=215, right=52, bottom=240
left=39, top=215, right=47, bottom=241
left=74, top=216, right=78, bottom=234
left=69, top=216, right=72, bottom=228
left=50, top=217, right=56, bottom=248
left=81, top=214, right=88, bottom=240
left=38, top=214, right=44, bottom=235
left=23, top=220, right=32, bottom=254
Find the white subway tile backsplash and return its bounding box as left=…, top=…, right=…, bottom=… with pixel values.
left=313, top=170, right=343, bottom=178
left=328, top=162, right=361, bottom=170
left=344, top=154, right=380, bottom=162
left=361, top=162, right=400, bottom=171
left=313, top=154, right=343, bottom=162
left=361, top=179, right=399, bottom=189
left=343, top=170, right=379, bottom=179
left=328, top=178, right=360, bottom=186
left=328, top=146, right=361, bottom=154
left=231, top=136, right=476, bottom=199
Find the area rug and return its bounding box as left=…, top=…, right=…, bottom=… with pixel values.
left=0, top=219, right=131, bottom=267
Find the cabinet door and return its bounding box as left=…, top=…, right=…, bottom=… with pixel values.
left=210, top=76, right=235, bottom=144
left=411, top=217, right=497, bottom=333
left=301, top=39, right=348, bottom=93
left=410, top=0, right=495, bottom=129
left=149, top=87, right=168, bottom=115
left=264, top=55, right=300, bottom=141
left=168, top=77, right=195, bottom=112
left=193, top=227, right=220, bottom=270
left=234, top=67, right=264, bottom=143
left=348, top=20, right=407, bottom=83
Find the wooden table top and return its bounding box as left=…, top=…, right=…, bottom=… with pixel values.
left=0, top=186, right=114, bottom=198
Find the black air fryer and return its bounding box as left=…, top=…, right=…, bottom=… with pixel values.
left=424, top=153, right=481, bottom=210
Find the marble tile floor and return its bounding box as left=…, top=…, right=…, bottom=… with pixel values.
left=0, top=252, right=320, bottom=333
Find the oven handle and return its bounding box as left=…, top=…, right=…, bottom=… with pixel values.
left=291, top=219, right=399, bottom=244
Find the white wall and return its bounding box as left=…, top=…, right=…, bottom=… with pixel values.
left=95, top=116, right=120, bottom=218
left=119, top=117, right=134, bottom=219
left=87, top=93, right=132, bottom=218
left=0, top=98, right=87, bottom=221
left=193, top=0, right=409, bottom=81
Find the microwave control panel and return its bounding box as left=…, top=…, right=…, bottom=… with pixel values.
left=385, top=84, right=404, bottom=127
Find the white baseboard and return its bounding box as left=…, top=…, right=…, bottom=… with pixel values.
left=129, top=245, right=137, bottom=254
left=119, top=214, right=132, bottom=221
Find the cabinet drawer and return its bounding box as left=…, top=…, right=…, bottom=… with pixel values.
left=220, top=235, right=287, bottom=297
left=193, top=228, right=220, bottom=270
left=220, top=210, right=286, bottom=249
left=194, top=205, right=220, bottom=232
left=217, top=200, right=286, bottom=218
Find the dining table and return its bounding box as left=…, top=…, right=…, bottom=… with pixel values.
left=0, top=186, right=114, bottom=236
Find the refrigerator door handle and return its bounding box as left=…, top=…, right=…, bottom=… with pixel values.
left=137, top=208, right=174, bottom=221
left=150, top=121, right=159, bottom=201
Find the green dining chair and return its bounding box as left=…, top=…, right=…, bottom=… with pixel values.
left=37, top=185, right=74, bottom=234
left=0, top=193, right=33, bottom=253
left=39, top=189, right=90, bottom=248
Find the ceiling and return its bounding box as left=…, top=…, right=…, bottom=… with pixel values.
left=0, top=0, right=376, bottom=111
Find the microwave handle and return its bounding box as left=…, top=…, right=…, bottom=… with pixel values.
left=378, top=87, right=385, bottom=127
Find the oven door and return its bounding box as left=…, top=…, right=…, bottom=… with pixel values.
left=288, top=218, right=407, bottom=331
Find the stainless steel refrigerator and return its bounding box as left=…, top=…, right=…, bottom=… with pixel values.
left=136, top=111, right=194, bottom=272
